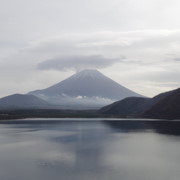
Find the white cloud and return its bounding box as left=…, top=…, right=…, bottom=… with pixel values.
left=37, top=55, right=124, bottom=72
left=0, top=28, right=180, bottom=97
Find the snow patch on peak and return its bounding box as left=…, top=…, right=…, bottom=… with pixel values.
left=79, top=69, right=100, bottom=74
left=71, top=69, right=104, bottom=80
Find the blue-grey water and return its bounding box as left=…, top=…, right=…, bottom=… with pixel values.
left=0, top=118, right=180, bottom=180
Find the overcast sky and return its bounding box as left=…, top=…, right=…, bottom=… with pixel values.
left=0, top=0, right=180, bottom=98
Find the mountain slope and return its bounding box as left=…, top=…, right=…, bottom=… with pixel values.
left=0, top=94, right=48, bottom=109
left=142, top=88, right=180, bottom=119
left=99, top=97, right=151, bottom=116
left=99, top=87, right=179, bottom=118
left=29, top=69, right=142, bottom=108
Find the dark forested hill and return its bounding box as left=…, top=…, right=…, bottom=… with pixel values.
left=0, top=94, right=48, bottom=109
left=142, top=88, right=180, bottom=119
left=99, top=87, right=180, bottom=119
left=99, top=97, right=151, bottom=116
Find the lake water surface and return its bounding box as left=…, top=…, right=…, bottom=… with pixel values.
left=0, top=118, right=180, bottom=180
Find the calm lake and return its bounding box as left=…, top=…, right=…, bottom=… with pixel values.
left=0, top=118, right=180, bottom=180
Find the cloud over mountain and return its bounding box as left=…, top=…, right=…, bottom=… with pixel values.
left=37, top=55, right=124, bottom=72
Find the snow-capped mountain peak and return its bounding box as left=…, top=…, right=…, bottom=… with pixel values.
left=70, top=69, right=103, bottom=80
left=29, top=69, right=142, bottom=109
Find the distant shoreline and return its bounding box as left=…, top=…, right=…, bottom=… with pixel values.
left=0, top=109, right=179, bottom=121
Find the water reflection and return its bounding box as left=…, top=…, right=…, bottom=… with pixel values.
left=0, top=119, right=180, bottom=180
left=105, top=120, right=180, bottom=136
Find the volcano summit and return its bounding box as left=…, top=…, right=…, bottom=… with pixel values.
left=29, top=69, right=142, bottom=109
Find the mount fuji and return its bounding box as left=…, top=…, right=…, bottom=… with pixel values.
left=29, top=69, right=142, bottom=109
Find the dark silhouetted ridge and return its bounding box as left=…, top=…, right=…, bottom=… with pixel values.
left=143, top=88, right=180, bottom=119
left=100, top=87, right=180, bottom=120
left=99, top=97, right=151, bottom=116
left=0, top=94, right=48, bottom=109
